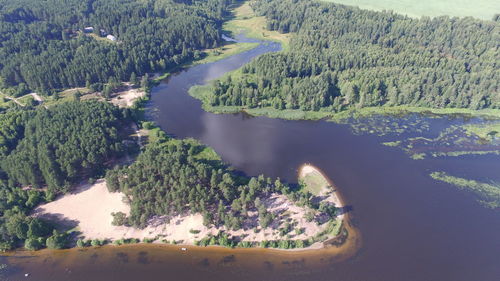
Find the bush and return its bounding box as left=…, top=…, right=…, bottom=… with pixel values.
left=0, top=241, right=14, bottom=252
left=76, top=238, right=87, bottom=248
left=91, top=239, right=102, bottom=247
left=142, top=237, right=155, bottom=243
left=45, top=230, right=66, bottom=249
left=305, top=211, right=315, bottom=222
left=295, top=228, right=305, bottom=236
left=111, top=212, right=127, bottom=226
left=24, top=238, right=43, bottom=251
left=141, top=121, right=155, bottom=130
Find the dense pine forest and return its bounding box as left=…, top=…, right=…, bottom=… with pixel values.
left=207, top=0, right=499, bottom=112
left=105, top=139, right=329, bottom=230
left=0, top=101, right=129, bottom=251
left=0, top=0, right=233, bottom=96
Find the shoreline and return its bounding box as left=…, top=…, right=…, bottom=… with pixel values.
left=298, top=163, right=347, bottom=215
left=28, top=163, right=359, bottom=253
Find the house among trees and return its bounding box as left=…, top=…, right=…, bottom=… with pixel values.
left=83, top=26, right=94, bottom=33
left=106, top=34, right=117, bottom=41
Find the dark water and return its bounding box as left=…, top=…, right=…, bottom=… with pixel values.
left=3, top=35, right=500, bottom=281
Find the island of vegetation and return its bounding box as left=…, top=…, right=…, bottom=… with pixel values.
left=430, top=172, right=500, bottom=209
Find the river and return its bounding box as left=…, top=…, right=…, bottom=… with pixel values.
left=2, top=34, right=499, bottom=281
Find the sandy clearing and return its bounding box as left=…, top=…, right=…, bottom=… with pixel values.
left=34, top=164, right=346, bottom=249
left=34, top=180, right=327, bottom=244
left=110, top=82, right=146, bottom=108
left=34, top=180, right=128, bottom=238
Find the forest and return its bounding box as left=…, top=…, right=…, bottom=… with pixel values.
left=0, top=0, right=233, bottom=96
left=206, top=0, right=499, bottom=113
left=0, top=101, right=129, bottom=251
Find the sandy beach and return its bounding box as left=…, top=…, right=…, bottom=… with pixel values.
left=34, top=164, right=347, bottom=249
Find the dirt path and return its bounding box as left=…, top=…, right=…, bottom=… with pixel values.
left=4, top=92, right=44, bottom=106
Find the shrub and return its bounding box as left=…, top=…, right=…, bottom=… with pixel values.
left=111, top=212, right=127, bottom=226
left=76, top=238, right=87, bottom=248
left=189, top=229, right=201, bottom=234
left=91, top=239, right=102, bottom=247
left=46, top=230, right=66, bottom=249
left=24, top=238, right=43, bottom=251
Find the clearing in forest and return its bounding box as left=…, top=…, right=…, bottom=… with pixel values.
left=323, top=0, right=498, bottom=20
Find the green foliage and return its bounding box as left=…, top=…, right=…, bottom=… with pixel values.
left=142, top=237, right=155, bottom=243
left=24, top=237, right=44, bottom=251
left=0, top=101, right=126, bottom=192
left=141, top=121, right=156, bottom=130
left=0, top=110, right=34, bottom=157
left=27, top=218, right=51, bottom=239
left=205, top=0, right=500, bottom=115
left=430, top=172, right=500, bottom=209
left=196, top=232, right=236, bottom=248
left=45, top=230, right=67, bottom=249
left=319, top=202, right=337, bottom=218
left=76, top=238, right=87, bottom=248
left=0, top=193, right=53, bottom=251
left=90, top=239, right=106, bottom=247
left=313, top=219, right=343, bottom=242
left=260, top=239, right=309, bottom=249
left=189, top=229, right=201, bottom=234
left=111, top=212, right=127, bottom=226
left=304, top=211, right=315, bottom=222
left=0, top=0, right=229, bottom=94
left=462, top=122, right=500, bottom=142
left=106, top=139, right=292, bottom=229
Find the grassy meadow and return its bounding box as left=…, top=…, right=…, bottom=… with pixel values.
left=301, top=169, right=330, bottom=196
left=323, top=0, right=499, bottom=20
left=223, top=1, right=291, bottom=50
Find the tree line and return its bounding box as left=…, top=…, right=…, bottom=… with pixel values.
left=0, top=100, right=129, bottom=251
left=207, top=0, right=499, bottom=113
left=0, top=0, right=235, bottom=96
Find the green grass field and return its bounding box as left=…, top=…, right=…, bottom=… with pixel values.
left=301, top=170, right=330, bottom=196
left=323, top=0, right=499, bottom=20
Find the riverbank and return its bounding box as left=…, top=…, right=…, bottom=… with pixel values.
left=186, top=2, right=500, bottom=123
left=190, top=82, right=500, bottom=122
